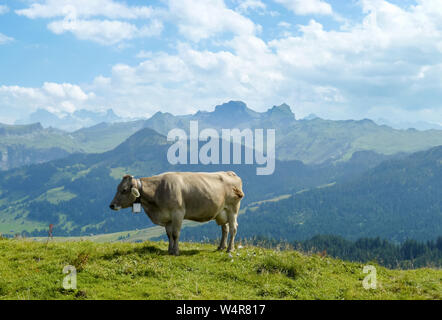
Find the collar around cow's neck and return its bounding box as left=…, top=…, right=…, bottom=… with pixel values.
left=135, top=178, right=142, bottom=192
left=133, top=178, right=143, bottom=204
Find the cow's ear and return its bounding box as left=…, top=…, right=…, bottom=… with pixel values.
left=131, top=187, right=140, bottom=198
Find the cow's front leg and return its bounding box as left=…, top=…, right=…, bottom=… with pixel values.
left=170, top=213, right=184, bottom=256
left=227, top=214, right=238, bottom=253
left=165, top=223, right=174, bottom=255
left=218, top=223, right=229, bottom=250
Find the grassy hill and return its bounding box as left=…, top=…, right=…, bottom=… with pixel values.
left=0, top=123, right=79, bottom=171
left=70, top=120, right=146, bottom=154
left=278, top=118, right=442, bottom=163
left=0, top=239, right=440, bottom=300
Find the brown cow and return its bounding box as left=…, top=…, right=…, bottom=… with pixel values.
left=109, top=171, right=244, bottom=255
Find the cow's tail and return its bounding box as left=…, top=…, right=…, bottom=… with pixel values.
left=232, top=186, right=244, bottom=199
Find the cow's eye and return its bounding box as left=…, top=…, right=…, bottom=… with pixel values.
left=122, top=188, right=129, bottom=194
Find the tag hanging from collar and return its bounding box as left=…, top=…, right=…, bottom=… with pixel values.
left=132, top=203, right=141, bottom=214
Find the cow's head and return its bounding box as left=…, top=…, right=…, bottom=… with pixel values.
left=109, top=175, right=140, bottom=211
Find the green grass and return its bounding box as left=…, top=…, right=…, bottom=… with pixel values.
left=0, top=239, right=440, bottom=300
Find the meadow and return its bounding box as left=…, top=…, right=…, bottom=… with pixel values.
left=0, top=239, right=440, bottom=300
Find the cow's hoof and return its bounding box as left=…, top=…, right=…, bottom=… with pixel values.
left=226, top=248, right=235, bottom=253
left=217, top=246, right=226, bottom=251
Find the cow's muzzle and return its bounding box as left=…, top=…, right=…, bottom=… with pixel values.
left=109, top=204, right=121, bottom=211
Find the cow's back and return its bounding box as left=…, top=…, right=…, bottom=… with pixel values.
left=154, top=171, right=243, bottom=222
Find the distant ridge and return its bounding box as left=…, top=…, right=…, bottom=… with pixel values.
left=0, top=122, right=43, bottom=135
left=4, top=100, right=442, bottom=170
left=374, top=118, right=442, bottom=131
left=15, top=108, right=128, bottom=132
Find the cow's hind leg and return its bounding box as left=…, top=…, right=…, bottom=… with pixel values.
left=227, top=213, right=238, bottom=253
left=226, top=202, right=240, bottom=252
left=218, top=223, right=229, bottom=251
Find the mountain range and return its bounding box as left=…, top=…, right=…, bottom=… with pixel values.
left=3, top=101, right=442, bottom=171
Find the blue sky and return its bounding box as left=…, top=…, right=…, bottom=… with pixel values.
left=0, top=0, right=441, bottom=125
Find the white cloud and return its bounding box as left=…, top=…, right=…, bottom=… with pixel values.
left=16, top=0, right=162, bottom=45
left=168, top=0, right=259, bottom=42
left=47, top=18, right=162, bottom=45
left=42, top=82, right=93, bottom=101
left=278, top=21, right=291, bottom=28
left=235, top=0, right=266, bottom=14
left=15, top=0, right=153, bottom=19
left=0, top=83, right=95, bottom=122
left=274, top=0, right=333, bottom=16
left=0, top=32, right=13, bottom=44
left=0, top=85, right=44, bottom=100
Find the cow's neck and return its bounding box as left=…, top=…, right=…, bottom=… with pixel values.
left=138, top=177, right=160, bottom=201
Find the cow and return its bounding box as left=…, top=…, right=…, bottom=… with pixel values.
left=109, top=171, right=244, bottom=256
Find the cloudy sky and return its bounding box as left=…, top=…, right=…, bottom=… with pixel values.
left=0, top=0, right=441, bottom=125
